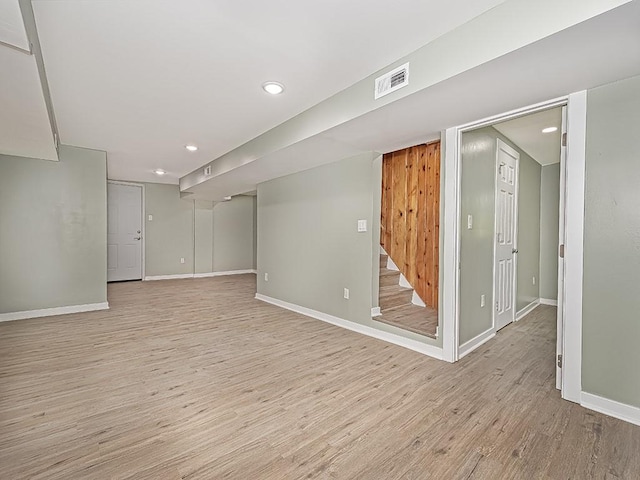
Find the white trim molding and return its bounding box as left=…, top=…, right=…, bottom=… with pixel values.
left=516, top=299, right=540, bottom=321
left=0, top=302, right=109, bottom=322
left=540, top=298, right=558, bottom=306
left=145, top=270, right=257, bottom=281
left=371, top=307, right=381, bottom=317
left=581, top=392, right=640, bottom=427
left=194, top=269, right=257, bottom=278
left=458, top=328, right=495, bottom=359
left=562, top=91, right=587, bottom=404
left=144, top=274, right=194, bottom=281
left=255, top=294, right=443, bottom=360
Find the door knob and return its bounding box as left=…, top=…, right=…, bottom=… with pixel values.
left=512, top=248, right=518, bottom=254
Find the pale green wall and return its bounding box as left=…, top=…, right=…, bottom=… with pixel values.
left=516, top=153, right=541, bottom=311
left=143, top=184, right=256, bottom=277
left=459, top=127, right=541, bottom=344
left=0, top=145, right=107, bottom=313
left=213, top=195, right=256, bottom=272
left=145, top=184, right=195, bottom=276
left=195, top=200, right=214, bottom=274
left=583, top=74, right=640, bottom=408
left=257, top=153, right=439, bottom=346
left=459, top=129, right=496, bottom=344
left=539, top=164, right=560, bottom=300
left=371, top=155, right=382, bottom=309
left=252, top=196, right=258, bottom=270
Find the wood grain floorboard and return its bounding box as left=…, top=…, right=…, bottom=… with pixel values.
left=1, top=276, right=638, bottom=479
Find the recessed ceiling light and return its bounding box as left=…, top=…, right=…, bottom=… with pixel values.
left=185, top=145, right=198, bottom=152
left=542, top=127, right=558, bottom=133
left=262, top=81, right=284, bottom=95
left=154, top=169, right=166, bottom=175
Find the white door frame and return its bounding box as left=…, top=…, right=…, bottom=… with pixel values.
left=107, top=180, right=146, bottom=281
left=441, top=92, right=586, bottom=404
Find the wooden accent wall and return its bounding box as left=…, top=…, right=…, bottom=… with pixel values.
left=381, top=142, right=440, bottom=309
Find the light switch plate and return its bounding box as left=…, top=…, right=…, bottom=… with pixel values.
left=148, top=214, right=153, bottom=221
left=357, top=219, right=367, bottom=232
left=467, top=214, right=473, bottom=229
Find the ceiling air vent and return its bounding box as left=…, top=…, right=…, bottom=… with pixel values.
left=374, top=62, right=409, bottom=100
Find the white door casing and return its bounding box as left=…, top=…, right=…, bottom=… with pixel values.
left=493, top=139, right=519, bottom=331
left=556, top=105, right=568, bottom=390
left=107, top=182, right=143, bottom=282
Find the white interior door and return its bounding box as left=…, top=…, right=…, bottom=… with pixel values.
left=494, top=139, right=520, bottom=331
left=107, top=182, right=143, bottom=282
left=556, top=106, right=568, bottom=390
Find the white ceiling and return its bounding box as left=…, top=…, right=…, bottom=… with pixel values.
left=30, top=0, right=507, bottom=184
left=0, top=0, right=57, bottom=161
left=494, top=108, right=562, bottom=166
left=186, top=0, right=640, bottom=200
left=0, top=0, right=29, bottom=50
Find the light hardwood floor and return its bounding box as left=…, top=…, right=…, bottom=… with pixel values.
left=1, top=275, right=638, bottom=479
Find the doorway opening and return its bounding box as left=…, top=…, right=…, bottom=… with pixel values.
left=442, top=92, right=587, bottom=404
left=107, top=181, right=145, bottom=282
left=376, top=141, right=440, bottom=339
left=458, top=105, right=564, bottom=382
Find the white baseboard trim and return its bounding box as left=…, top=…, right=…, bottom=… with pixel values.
left=458, top=328, right=495, bottom=359
left=516, top=299, right=540, bottom=321
left=146, top=270, right=257, bottom=281
left=371, top=307, right=381, bottom=317
left=194, top=269, right=257, bottom=278
left=0, top=302, right=110, bottom=322
left=581, top=392, right=640, bottom=427
left=540, top=298, right=558, bottom=306
left=255, top=294, right=443, bottom=360
left=144, top=274, right=194, bottom=281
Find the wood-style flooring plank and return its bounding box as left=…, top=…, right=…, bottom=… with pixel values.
left=1, top=278, right=639, bottom=479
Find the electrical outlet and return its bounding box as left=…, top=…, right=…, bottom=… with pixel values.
left=148, top=214, right=153, bottom=221
left=264, top=273, right=268, bottom=282
left=480, top=294, right=485, bottom=307
left=180, top=257, right=185, bottom=264
left=343, top=288, right=350, bottom=299
left=532, top=276, right=536, bottom=285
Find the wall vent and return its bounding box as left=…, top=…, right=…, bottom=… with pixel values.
left=203, top=165, right=212, bottom=176
left=374, top=62, right=409, bottom=99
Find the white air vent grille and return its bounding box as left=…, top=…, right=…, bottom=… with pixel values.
left=375, top=62, right=409, bottom=99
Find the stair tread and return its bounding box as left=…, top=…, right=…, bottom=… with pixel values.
left=379, top=284, right=412, bottom=293
left=379, top=268, right=400, bottom=276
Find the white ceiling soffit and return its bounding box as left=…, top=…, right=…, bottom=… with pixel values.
left=185, top=0, right=640, bottom=200
left=0, top=0, right=29, bottom=51
left=0, top=1, right=57, bottom=162
left=493, top=108, right=562, bottom=166
left=31, top=0, right=508, bottom=184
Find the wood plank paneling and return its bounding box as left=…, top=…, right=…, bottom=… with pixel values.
left=381, top=142, right=440, bottom=309
left=405, top=148, right=418, bottom=283
left=391, top=150, right=407, bottom=271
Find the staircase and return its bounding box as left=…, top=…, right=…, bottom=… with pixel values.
left=377, top=251, right=438, bottom=338
left=378, top=254, right=414, bottom=309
